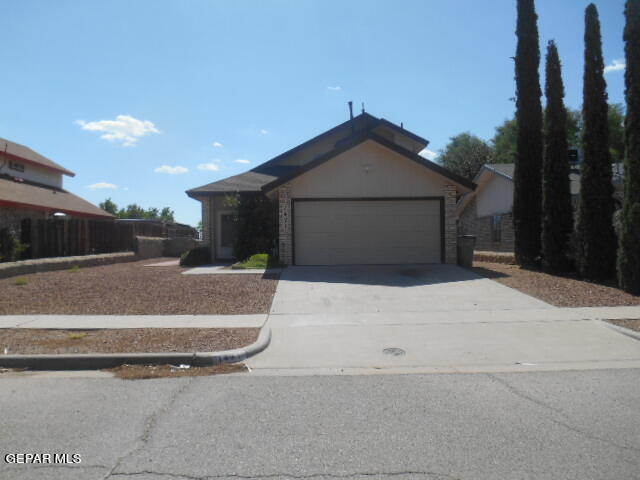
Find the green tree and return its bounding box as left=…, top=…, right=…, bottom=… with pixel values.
left=145, top=207, right=160, bottom=220
left=99, top=198, right=118, bottom=215
left=438, top=133, right=494, bottom=180
left=541, top=41, right=574, bottom=273
left=120, top=204, right=146, bottom=219
left=577, top=4, right=617, bottom=281
left=159, top=207, right=175, bottom=223
left=618, top=0, right=640, bottom=294
left=608, top=103, right=626, bottom=164
left=490, top=118, right=518, bottom=164
left=513, top=0, right=544, bottom=267
left=233, top=193, right=277, bottom=261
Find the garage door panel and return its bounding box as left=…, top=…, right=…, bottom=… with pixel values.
left=294, top=200, right=442, bottom=265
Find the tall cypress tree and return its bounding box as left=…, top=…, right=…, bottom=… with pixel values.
left=542, top=41, right=573, bottom=273
left=577, top=4, right=617, bottom=281
left=618, top=0, right=640, bottom=293
left=513, top=0, right=544, bottom=267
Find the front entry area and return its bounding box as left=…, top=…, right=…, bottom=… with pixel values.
left=292, top=198, right=443, bottom=265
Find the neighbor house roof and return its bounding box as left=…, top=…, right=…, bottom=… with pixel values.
left=0, top=175, right=113, bottom=218
left=477, top=162, right=623, bottom=196
left=186, top=112, right=475, bottom=198
left=457, top=162, right=625, bottom=216
left=0, top=137, right=75, bottom=177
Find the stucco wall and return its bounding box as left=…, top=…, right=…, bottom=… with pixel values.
left=289, top=140, right=447, bottom=198
left=1, top=162, right=63, bottom=189
left=476, top=173, right=513, bottom=217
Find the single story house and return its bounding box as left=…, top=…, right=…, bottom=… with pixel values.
left=456, top=162, right=625, bottom=252
left=0, top=137, right=113, bottom=249
left=187, top=112, right=476, bottom=265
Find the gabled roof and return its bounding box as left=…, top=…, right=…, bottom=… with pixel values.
left=0, top=137, right=75, bottom=177
left=262, top=130, right=475, bottom=193
left=0, top=175, right=113, bottom=218
left=186, top=112, right=472, bottom=199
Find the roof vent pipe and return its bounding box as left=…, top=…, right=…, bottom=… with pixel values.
left=348, top=101, right=354, bottom=134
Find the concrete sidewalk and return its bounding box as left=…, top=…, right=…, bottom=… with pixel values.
left=0, top=314, right=267, bottom=329
left=249, top=308, right=640, bottom=375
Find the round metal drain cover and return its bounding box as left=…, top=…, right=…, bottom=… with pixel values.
left=383, top=347, right=406, bottom=356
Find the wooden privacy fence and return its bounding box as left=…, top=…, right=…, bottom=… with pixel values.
left=22, top=219, right=135, bottom=260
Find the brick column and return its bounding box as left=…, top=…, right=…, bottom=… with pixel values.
left=201, top=199, right=211, bottom=246
left=443, top=184, right=457, bottom=264
left=278, top=184, right=293, bottom=265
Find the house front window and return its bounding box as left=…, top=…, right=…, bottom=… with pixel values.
left=491, top=215, right=502, bottom=243
left=9, top=160, right=25, bottom=172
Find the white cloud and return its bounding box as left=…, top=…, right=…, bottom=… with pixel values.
left=197, top=162, right=221, bottom=171
left=260, top=129, right=269, bottom=135
left=154, top=165, right=188, bottom=174
left=327, top=86, right=342, bottom=91
left=235, top=159, right=251, bottom=164
left=76, top=115, right=160, bottom=146
left=419, top=148, right=439, bottom=161
left=604, top=59, right=626, bottom=73
left=87, top=182, right=117, bottom=189
left=213, top=141, right=223, bottom=147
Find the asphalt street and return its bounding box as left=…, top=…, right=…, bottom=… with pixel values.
left=2, top=368, right=639, bottom=480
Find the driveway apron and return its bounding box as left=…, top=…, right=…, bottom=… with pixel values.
left=247, top=265, right=640, bottom=374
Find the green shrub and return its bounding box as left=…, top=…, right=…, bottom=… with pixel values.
left=69, top=265, right=81, bottom=273
left=180, top=246, right=211, bottom=267
left=14, top=277, right=28, bottom=286
left=232, top=253, right=280, bottom=269
left=0, top=228, right=29, bottom=262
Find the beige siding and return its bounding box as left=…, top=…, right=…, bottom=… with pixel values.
left=4, top=162, right=63, bottom=188
left=476, top=174, right=513, bottom=217
left=289, top=140, right=446, bottom=198
left=294, top=200, right=441, bottom=265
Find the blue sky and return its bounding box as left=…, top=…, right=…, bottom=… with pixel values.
left=1, top=0, right=628, bottom=226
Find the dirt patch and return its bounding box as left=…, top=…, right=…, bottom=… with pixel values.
left=472, top=261, right=640, bottom=307
left=605, top=319, right=640, bottom=333
left=107, top=363, right=247, bottom=380
left=0, top=257, right=278, bottom=315
left=0, top=328, right=259, bottom=354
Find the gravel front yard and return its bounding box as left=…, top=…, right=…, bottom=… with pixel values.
left=0, top=328, right=259, bottom=354
left=472, top=261, right=640, bottom=307
left=0, top=258, right=278, bottom=315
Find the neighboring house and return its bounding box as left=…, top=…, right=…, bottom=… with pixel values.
left=0, top=137, right=113, bottom=245
left=456, top=162, right=625, bottom=252
left=187, top=112, right=475, bottom=265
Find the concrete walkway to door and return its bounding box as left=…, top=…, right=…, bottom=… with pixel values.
left=247, top=265, right=640, bottom=375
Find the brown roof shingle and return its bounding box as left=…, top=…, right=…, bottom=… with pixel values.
left=0, top=138, right=75, bottom=176
left=0, top=176, right=113, bottom=218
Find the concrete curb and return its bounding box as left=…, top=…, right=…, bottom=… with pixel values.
left=0, top=327, right=271, bottom=370
left=600, top=320, right=640, bottom=342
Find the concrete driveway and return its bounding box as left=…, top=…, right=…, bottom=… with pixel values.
left=269, top=264, right=551, bottom=315
left=247, top=264, right=640, bottom=374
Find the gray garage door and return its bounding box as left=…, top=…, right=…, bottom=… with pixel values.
left=293, top=199, right=442, bottom=265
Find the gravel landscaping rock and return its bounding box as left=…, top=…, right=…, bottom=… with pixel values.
left=472, top=261, right=640, bottom=307
left=0, top=328, right=259, bottom=354
left=0, top=258, right=279, bottom=315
